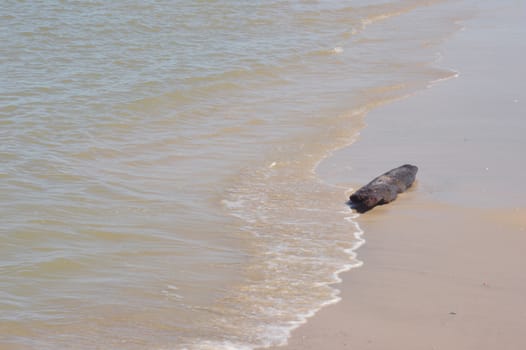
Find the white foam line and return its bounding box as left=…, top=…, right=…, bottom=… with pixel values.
left=219, top=175, right=367, bottom=350
left=267, top=208, right=366, bottom=349
left=426, top=70, right=460, bottom=88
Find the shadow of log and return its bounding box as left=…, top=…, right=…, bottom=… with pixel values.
left=347, top=199, right=373, bottom=214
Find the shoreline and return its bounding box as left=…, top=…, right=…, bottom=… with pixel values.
left=267, top=1, right=526, bottom=349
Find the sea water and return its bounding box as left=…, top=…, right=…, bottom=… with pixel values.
left=1, top=0, right=467, bottom=348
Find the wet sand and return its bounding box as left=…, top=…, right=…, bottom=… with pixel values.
left=269, top=1, right=526, bottom=349
left=271, top=200, right=526, bottom=350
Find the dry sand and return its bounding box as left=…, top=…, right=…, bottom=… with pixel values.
left=269, top=2, right=526, bottom=350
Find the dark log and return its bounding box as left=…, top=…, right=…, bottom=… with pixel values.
left=349, top=164, right=418, bottom=213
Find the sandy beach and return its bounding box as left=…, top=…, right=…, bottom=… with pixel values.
left=269, top=2, right=526, bottom=350
left=3, top=1, right=524, bottom=349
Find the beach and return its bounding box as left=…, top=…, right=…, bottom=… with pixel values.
left=271, top=1, right=526, bottom=349
left=2, top=1, right=525, bottom=349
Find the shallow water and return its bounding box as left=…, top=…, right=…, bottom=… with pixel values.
left=1, top=1, right=466, bottom=348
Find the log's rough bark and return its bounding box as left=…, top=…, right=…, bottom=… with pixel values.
left=349, top=164, right=418, bottom=213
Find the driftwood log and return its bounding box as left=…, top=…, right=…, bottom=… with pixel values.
left=349, top=164, right=418, bottom=213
